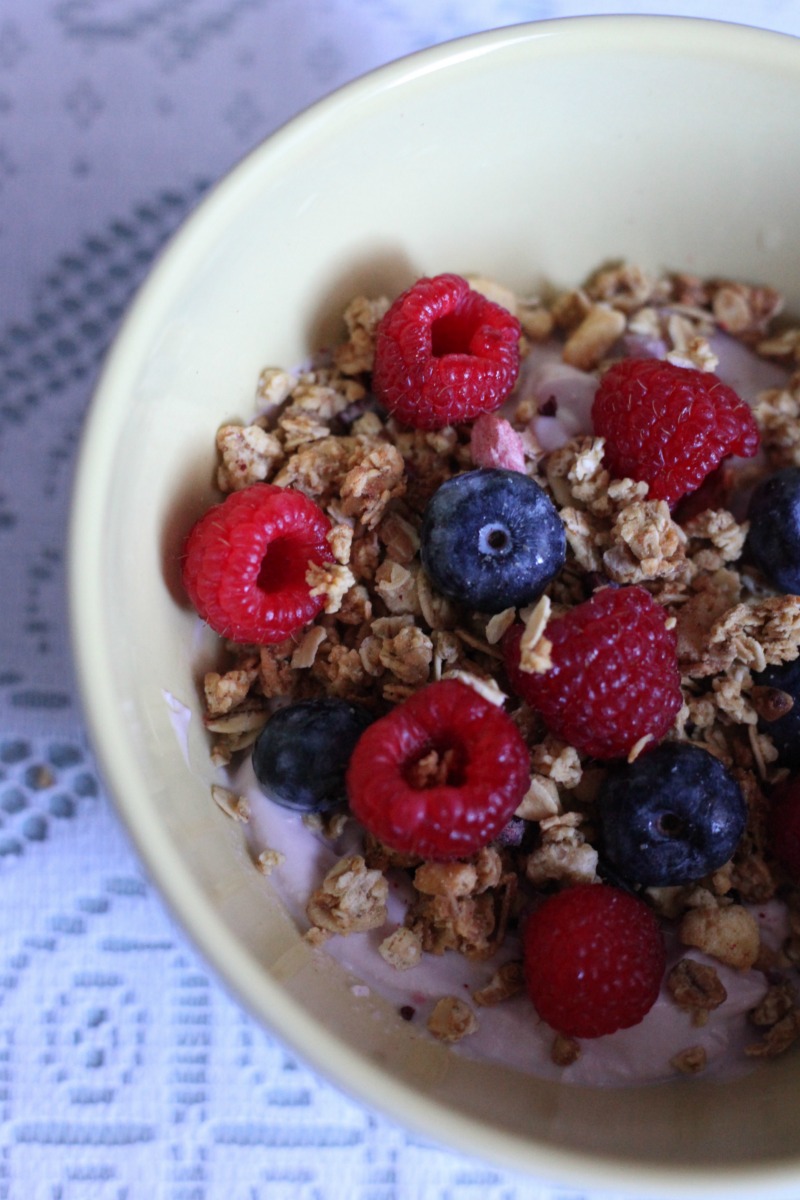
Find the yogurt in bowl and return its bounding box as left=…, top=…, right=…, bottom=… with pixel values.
left=70, top=16, right=800, bottom=1197
left=179, top=260, right=800, bottom=1090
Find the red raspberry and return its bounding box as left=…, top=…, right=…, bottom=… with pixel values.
left=181, top=483, right=333, bottom=644
left=372, top=274, right=521, bottom=431
left=769, top=776, right=800, bottom=881
left=346, top=679, right=529, bottom=860
left=592, top=358, right=759, bottom=508
left=523, top=884, right=666, bottom=1038
left=504, top=585, right=682, bottom=760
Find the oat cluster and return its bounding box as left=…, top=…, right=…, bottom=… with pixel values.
left=198, top=264, right=800, bottom=1070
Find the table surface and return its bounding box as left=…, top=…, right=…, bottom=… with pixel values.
left=3, top=2, right=800, bottom=1197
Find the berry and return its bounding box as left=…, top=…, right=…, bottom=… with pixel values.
left=419, top=469, right=566, bottom=613
left=745, top=466, right=800, bottom=593
left=752, top=656, right=800, bottom=769
left=523, top=884, right=665, bottom=1039
left=181, top=483, right=333, bottom=644
left=372, top=274, right=521, bottom=430
left=769, top=775, right=800, bottom=881
left=253, top=698, right=374, bottom=812
left=346, top=679, right=529, bottom=860
left=592, top=358, right=759, bottom=507
left=504, top=585, right=682, bottom=760
left=596, top=741, right=747, bottom=886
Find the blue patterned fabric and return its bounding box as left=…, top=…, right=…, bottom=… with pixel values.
left=2, top=2, right=800, bottom=1195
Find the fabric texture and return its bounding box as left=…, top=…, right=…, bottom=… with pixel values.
left=2, top=2, right=799, bottom=1195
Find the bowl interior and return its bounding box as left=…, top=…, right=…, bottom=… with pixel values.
left=70, top=16, right=800, bottom=1197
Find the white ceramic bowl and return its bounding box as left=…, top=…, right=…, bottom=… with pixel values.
left=70, top=16, right=800, bottom=1198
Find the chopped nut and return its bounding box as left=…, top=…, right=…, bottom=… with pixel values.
left=552, top=1034, right=582, bottom=1067
left=667, top=958, right=727, bottom=1018
left=211, top=784, right=250, bottom=823
left=518, top=595, right=553, bottom=673
left=562, top=303, right=626, bottom=371
left=679, top=903, right=760, bottom=970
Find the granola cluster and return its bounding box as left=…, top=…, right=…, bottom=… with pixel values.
left=197, top=263, right=800, bottom=1071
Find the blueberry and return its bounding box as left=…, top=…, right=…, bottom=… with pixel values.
left=746, top=466, right=800, bottom=593
left=596, top=742, right=747, bottom=886
left=252, top=698, right=373, bottom=812
left=419, top=468, right=565, bottom=613
left=753, top=656, right=800, bottom=768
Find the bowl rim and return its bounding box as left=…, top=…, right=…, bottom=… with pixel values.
left=69, top=14, right=800, bottom=1197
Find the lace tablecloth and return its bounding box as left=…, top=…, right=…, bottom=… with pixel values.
left=3, top=2, right=800, bottom=1196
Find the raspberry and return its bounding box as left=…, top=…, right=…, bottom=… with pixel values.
left=504, top=585, right=682, bottom=760
left=181, top=483, right=333, bottom=644
left=769, top=775, right=800, bottom=882
left=523, top=884, right=666, bottom=1039
left=346, top=679, right=530, bottom=860
left=372, top=274, right=521, bottom=430
left=592, top=358, right=759, bottom=507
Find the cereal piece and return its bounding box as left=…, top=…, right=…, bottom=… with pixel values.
left=334, top=294, right=391, bottom=375
left=414, top=861, right=479, bottom=898
left=586, top=263, right=656, bottom=312
left=679, top=903, right=760, bottom=970
left=203, top=660, right=259, bottom=716
left=426, top=996, right=479, bottom=1043
left=339, top=442, right=406, bottom=529
left=746, top=1010, right=800, bottom=1058
left=377, top=624, right=432, bottom=686
left=374, top=559, right=422, bottom=616
left=708, top=596, right=800, bottom=673
left=749, top=980, right=797, bottom=1028
left=306, top=561, right=357, bottom=615
left=326, top=522, right=354, bottom=565
left=530, top=736, right=582, bottom=789
left=377, top=511, right=420, bottom=564
left=211, top=784, right=250, bottom=823
left=473, top=960, right=525, bottom=1006
left=255, top=848, right=285, bottom=874
left=216, top=423, right=284, bottom=492
left=754, top=376, right=800, bottom=468
left=525, top=812, right=599, bottom=887
left=378, top=927, right=423, bottom=970
left=670, top=1045, right=708, bottom=1075
left=306, top=855, right=388, bottom=935
left=709, top=279, right=783, bottom=340
left=603, top=500, right=686, bottom=584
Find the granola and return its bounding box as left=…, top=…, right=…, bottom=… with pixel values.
left=187, top=261, right=800, bottom=1085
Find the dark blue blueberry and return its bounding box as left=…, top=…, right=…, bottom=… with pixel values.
left=752, top=656, right=800, bottom=768
left=746, top=466, right=800, bottom=593
left=419, top=469, right=565, bottom=613
left=596, top=742, right=747, bottom=886
left=252, top=698, right=373, bottom=813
